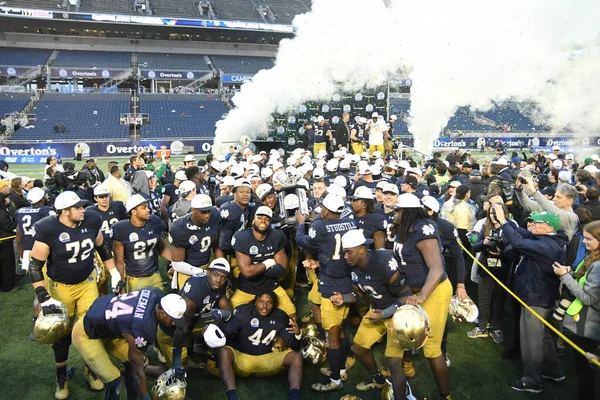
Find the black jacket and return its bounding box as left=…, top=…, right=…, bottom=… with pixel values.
left=0, top=201, right=16, bottom=240
left=583, top=199, right=600, bottom=221
left=334, top=122, right=349, bottom=149
left=468, top=180, right=487, bottom=206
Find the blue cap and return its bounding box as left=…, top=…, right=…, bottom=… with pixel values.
left=511, top=157, right=522, bottom=164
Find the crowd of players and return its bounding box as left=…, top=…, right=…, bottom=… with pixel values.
left=0, top=135, right=599, bottom=400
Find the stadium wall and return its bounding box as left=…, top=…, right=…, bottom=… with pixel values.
left=0, top=33, right=278, bottom=57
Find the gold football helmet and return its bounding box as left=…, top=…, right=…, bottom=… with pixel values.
left=448, top=295, right=479, bottom=323
left=271, top=336, right=287, bottom=352
left=301, top=336, right=327, bottom=365
left=381, top=380, right=394, bottom=400
left=388, top=305, right=430, bottom=350
left=301, top=322, right=319, bottom=339
left=340, top=395, right=362, bottom=400
left=152, top=369, right=186, bottom=400
left=34, top=301, right=70, bottom=344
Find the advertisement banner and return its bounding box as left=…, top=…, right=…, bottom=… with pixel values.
left=144, top=70, right=202, bottom=80
left=50, top=68, right=127, bottom=79
left=0, top=66, right=37, bottom=77
left=222, top=74, right=253, bottom=83
left=0, top=139, right=215, bottom=163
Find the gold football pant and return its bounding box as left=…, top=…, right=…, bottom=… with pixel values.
left=353, top=309, right=404, bottom=358
left=226, top=346, right=293, bottom=378
left=72, top=318, right=129, bottom=382
left=126, top=272, right=164, bottom=292
left=48, top=271, right=99, bottom=324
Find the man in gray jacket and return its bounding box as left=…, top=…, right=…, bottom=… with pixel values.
left=516, top=178, right=579, bottom=240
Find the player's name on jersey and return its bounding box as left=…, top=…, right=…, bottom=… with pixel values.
left=133, top=290, right=151, bottom=320
left=325, top=222, right=355, bottom=233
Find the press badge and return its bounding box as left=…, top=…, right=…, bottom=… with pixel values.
left=487, top=258, right=501, bottom=268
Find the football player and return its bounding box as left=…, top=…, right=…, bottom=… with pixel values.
left=113, top=194, right=169, bottom=292
left=160, top=170, right=187, bottom=222
left=350, top=117, right=367, bottom=156
left=392, top=193, right=452, bottom=400
left=295, top=193, right=357, bottom=392
left=87, top=185, right=126, bottom=295
left=210, top=291, right=302, bottom=400
left=380, top=183, right=399, bottom=251
left=169, top=194, right=222, bottom=289
left=72, top=289, right=187, bottom=400
left=231, top=206, right=295, bottom=317
left=218, top=179, right=254, bottom=278
left=15, top=187, right=55, bottom=340
left=156, top=258, right=231, bottom=370
left=341, top=230, right=413, bottom=394
left=30, top=191, right=123, bottom=399
left=350, top=187, right=386, bottom=249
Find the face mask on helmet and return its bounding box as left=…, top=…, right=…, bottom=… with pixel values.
left=448, top=295, right=479, bottom=323
left=152, top=368, right=187, bottom=400
left=34, top=302, right=70, bottom=344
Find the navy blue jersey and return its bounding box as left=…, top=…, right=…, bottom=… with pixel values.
left=381, top=173, right=396, bottom=185
left=180, top=272, right=228, bottom=314
left=437, top=218, right=465, bottom=284
left=355, top=212, right=386, bottom=241
left=196, top=184, right=210, bottom=196
left=84, top=288, right=162, bottom=353
left=393, top=218, right=447, bottom=289
left=16, top=206, right=55, bottom=251
left=350, top=123, right=365, bottom=142
left=221, top=304, right=299, bottom=356
left=216, top=195, right=233, bottom=208
left=352, top=250, right=402, bottom=310
left=296, top=217, right=357, bottom=297
left=168, top=211, right=220, bottom=267
left=381, top=209, right=396, bottom=250
left=33, top=210, right=102, bottom=284
left=150, top=191, right=161, bottom=215
left=112, top=215, right=164, bottom=277
left=314, top=123, right=331, bottom=144
left=352, top=180, right=378, bottom=196
left=341, top=203, right=355, bottom=220
left=232, top=228, right=288, bottom=294
left=86, top=201, right=126, bottom=249
left=162, top=183, right=179, bottom=207
left=218, top=201, right=252, bottom=255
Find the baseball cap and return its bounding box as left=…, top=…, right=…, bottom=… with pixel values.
left=210, top=161, right=222, bottom=172
left=230, top=164, right=245, bottom=178
left=548, top=154, right=557, bottom=160
left=125, top=194, right=149, bottom=212
left=283, top=193, right=300, bottom=210
left=93, top=185, right=110, bottom=197
left=469, top=169, right=482, bottom=177
left=339, top=159, right=350, bottom=170
left=495, top=158, right=509, bottom=166
left=552, top=145, right=561, bottom=151
left=256, top=183, right=274, bottom=201
left=144, top=170, right=156, bottom=179
left=184, top=155, right=196, bottom=162
left=541, top=187, right=556, bottom=197
left=584, top=165, right=600, bottom=173
left=220, top=176, right=235, bottom=186
left=191, top=194, right=214, bottom=211
left=160, top=294, right=187, bottom=328
left=326, top=159, right=339, bottom=172
left=333, top=175, right=347, bottom=187
left=361, top=151, right=370, bottom=160
left=372, top=151, right=382, bottom=159
left=394, top=193, right=422, bottom=209
left=535, top=174, right=551, bottom=188
left=406, top=167, right=423, bottom=177
left=26, top=187, right=45, bottom=204
left=179, top=180, right=197, bottom=195
left=558, top=170, right=572, bottom=182
left=449, top=181, right=462, bottom=188
left=400, top=176, right=418, bottom=188
left=209, top=257, right=231, bottom=275
left=566, top=154, right=574, bottom=160
left=233, top=178, right=251, bottom=190
left=511, top=157, right=522, bottom=164
left=371, top=165, right=382, bottom=176
left=313, top=167, right=325, bottom=180
left=359, top=117, right=367, bottom=123
left=260, top=167, right=273, bottom=179
left=297, top=179, right=309, bottom=191
left=585, top=157, right=594, bottom=164
left=322, top=193, right=345, bottom=213
left=21, top=176, right=32, bottom=185
left=175, top=170, right=187, bottom=181
left=341, top=229, right=374, bottom=249
left=376, top=181, right=387, bottom=190
left=421, top=195, right=440, bottom=213
left=251, top=154, right=262, bottom=164
left=398, top=160, right=410, bottom=169
left=390, top=115, right=398, bottom=120
left=552, top=160, right=563, bottom=169
left=382, top=183, right=399, bottom=195
left=528, top=211, right=561, bottom=232
left=54, top=191, right=88, bottom=210
left=327, top=183, right=346, bottom=199
left=271, top=161, right=284, bottom=171
left=255, top=205, right=273, bottom=219
left=359, top=164, right=372, bottom=175
left=352, top=186, right=374, bottom=200
left=372, top=112, right=379, bottom=118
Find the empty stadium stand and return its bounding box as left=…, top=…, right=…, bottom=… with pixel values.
left=150, top=0, right=201, bottom=17
left=138, top=53, right=211, bottom=72
left=78, top=0, right=137, bottom=15
left=210, top=0, right=261, bottom=21
left=0, top=92, right=33, bottom=117
left=140, top=94, right=227, bottom=138
left=209, top=55, right=274, bottom=74
left=53, top=51, right=131, bottom=69
left=11, top=93, right=130, bottom=141
left=263, top=0, right=309, bottom=24
left=0, top=47, right=51, bottom=67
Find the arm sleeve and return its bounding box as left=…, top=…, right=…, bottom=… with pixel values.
left=220, top=315, right=243, bottom=337
left=560, top=264, right=600, bottom=309
left=218, top=209, right=237, bottom=252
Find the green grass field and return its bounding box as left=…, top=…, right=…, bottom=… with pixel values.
left=0, top=155, right=593, bottom=400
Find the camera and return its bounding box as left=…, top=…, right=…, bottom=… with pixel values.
left=485, top=233, right=502, bottom=251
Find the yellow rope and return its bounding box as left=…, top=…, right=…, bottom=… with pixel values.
left=0, top=235, right=16, bottom=242
left=457, top=238, right=600, bottom=368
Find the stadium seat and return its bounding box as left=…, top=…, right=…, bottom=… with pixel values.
left=209, top=55, right=274, bottom=75
left=0, top=92, right=34, bottom=118
left=137, top=53, right=211, bottom=72
left=53, top=51, right=131, bottom=69
left=0, top=47, right=52, bottom=67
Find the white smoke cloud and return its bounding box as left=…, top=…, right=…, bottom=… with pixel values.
left=214, top=0, right=600, bottom=155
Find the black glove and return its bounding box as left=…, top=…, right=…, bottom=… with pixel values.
left=113, top=280, right=124, bottom=296
left=201, top=309, right=231, bottom=323
left=35, top=286, right=51, bottom=304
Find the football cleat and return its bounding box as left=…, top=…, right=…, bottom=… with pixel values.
left=355, top=378, right=385, bottom=391
left=84, top=366, right=103, bottom=391
left=320, top=367, right=348, bottom=382
left=345, top=356, right=356, bottom=371
left=311, top=379, right=343, bottom=392
left=55, top=378, right=69, bottom=400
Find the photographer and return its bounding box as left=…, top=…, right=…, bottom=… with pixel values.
left=466, top=196, right=517, bottom=345
left=516, top=177, right=579, bottom=240
left=553, top=220, right=600, bottom=400
left=492, top=204, right=567, bottom=393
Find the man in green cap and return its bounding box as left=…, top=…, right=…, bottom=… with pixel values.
left=489, top=204, right=568, bottom=394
